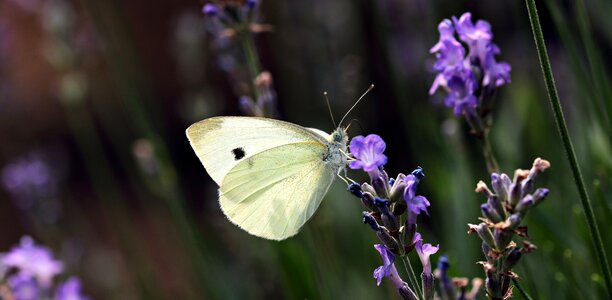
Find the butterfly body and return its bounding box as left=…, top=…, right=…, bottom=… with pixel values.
left=186, top=116, right=348, bottom=240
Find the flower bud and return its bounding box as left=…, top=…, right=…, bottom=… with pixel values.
left=481, top=203, right=503, bottom=223
left=372, top=177, right=389, bottom=199
left=421, top=272, right=435, bottom=300
left=377, top=228, right=400, bottom=252
left=532, top=188, right=549, bottom=206
left=401, top=223, right=417, bottom=251
left=398, top=283, right=419, bottom=300
left=494, top=229, right=512, bottom=250
left=361, top=192, right=378, bottom=211
left=469, top=223, right=496, bottom=250
left=515, top=195, right=534, bottom=213
left=375, top=198, right=399, bottom=231
left=347, top=183, right=363, bottom=198
left=502, top=247, right=522, bottom=272
left=487, top=195, right=506, bottom=220
left=490, top=173, right=508, bottom=204
left=363, top=212, right=380, bottom=231
left=508, top=182, right=522, bottom=208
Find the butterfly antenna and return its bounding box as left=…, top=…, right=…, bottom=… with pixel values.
left=338, top=84, right=374, bottom=127
left=323, top=91, right=337, bottom=128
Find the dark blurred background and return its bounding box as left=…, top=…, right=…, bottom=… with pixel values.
left=0, top=0, right=610, bottom=298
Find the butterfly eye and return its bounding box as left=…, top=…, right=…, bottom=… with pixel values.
left=333, top=132, right=343, bottom=142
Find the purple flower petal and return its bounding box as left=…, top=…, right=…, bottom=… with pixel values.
left=2, top=236, right=64, bottom=287
left=55, top=277, right=90, bottom=300
left=373, top=244, right=395, bottom=286
left=349, top=134, right=388, bottom=172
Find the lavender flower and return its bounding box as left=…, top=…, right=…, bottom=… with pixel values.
left=429, top=12, right=511, bottom=135
left=1, top=236, right=64, bottom=287
left=403, top=169, right=430, bottom=218
left=202, top=3, right=218, bottom=16
left=373, top=244, right=401, bottom=286
left=201, top=1, right=277, bottom=118
left=7, top=273, right=40, bottom=300
left=348, top=134, right=436, bottom=300
left=1, top=237, right=89, bottom=300
left=55, top=277, right=90, bottom=300
left=469, top=158, right=550, bottom=298
left=348, top=134, right=388, bottom=178
left=413, top=233, right=439, bottom=274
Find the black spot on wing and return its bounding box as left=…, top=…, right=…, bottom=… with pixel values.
left=232, top=147, right=246, bottom=160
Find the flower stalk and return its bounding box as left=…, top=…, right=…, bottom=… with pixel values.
left=348, top=134, right=439, bottom=300
left=523, top=0, right=612, bottom=296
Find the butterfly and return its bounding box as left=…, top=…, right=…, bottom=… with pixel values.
left=186, top=85, right=372, bottom=240
left=186, top=117, right=348, bottom=240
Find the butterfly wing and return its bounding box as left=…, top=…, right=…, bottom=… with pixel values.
left=219, top=142, right=335, bottom=240
left=186, top=116, right=326, bottom=185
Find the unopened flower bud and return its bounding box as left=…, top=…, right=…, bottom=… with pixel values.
left=411, top=166, right=425, bottom=180
left=503, top=213, right=522, bottom=230
left=347, top=183, right=363, bottom=198
left=481, top=203, right=503, bottom=223
left=398, top=283, right=419, bottom=300
left=515, top=195, right=534, bottom=213
left=389, top=174, right=407, bottom=203
left=363, top=212, right=380, bottom=231
left=372, top=177, right=389, bottom=199
left=491, top=173, right=508, bottom=201
left=508, top=181, right=522, bottom=208
left=361, top=182, right=376, bottom=195
left=487, top=195, right=506, bottom=219
left=485, top=275, right=502, bottom=299
left=375, top=198, right=399, bottom=231
left=469, top=223, right=496, bottom=250
left=361, top=192, right=377, bottom=211
left=421, top=272, right=435, bottom=300
left=401, top=223, right=417, bottom=250
left=475, top=180, right=493, bottom=197
left=494, top=229, right=512, bottom=250
left=377, top=228, right=400, bottom=252
left=532, top=188, right=549, bottom=206
left=502, top=247, right=522, bottom=272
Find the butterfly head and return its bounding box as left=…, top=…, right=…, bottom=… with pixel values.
left=330, top=127, right=348, bottom=146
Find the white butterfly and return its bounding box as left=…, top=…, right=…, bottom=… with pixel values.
left=186, top=117, right=349, bottom=240
left=186, top=85, right=372, bottom=240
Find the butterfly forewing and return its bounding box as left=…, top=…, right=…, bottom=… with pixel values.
left=186, top=116, right=326, bottom=185
left=219, top=142, right=335, bottom=240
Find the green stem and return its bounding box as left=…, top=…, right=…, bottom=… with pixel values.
left=240, top=27, right=262, bottom=96
left=401, top=255, right=423, bottom=300
left=524, top=0, right=612, bottom=297
left=482, top=130, right=500, bottom=174
left=512, top=278, right=533, bottom=300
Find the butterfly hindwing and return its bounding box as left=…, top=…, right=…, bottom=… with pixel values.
left=219, top=142, right=335, bottom=240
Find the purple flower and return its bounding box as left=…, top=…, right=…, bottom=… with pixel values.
left=453, top=12, right=492, bottom=61
left=202, top=3, right=218, bottom=16
left=413, top=233, right=440, bottom=273
left=444, top=68, right=479, bottom=115
left=2, top=236, right=64, bottom=287
left=55, top=277, right=90, bottom=300
left=482, top=45, right=511, bottom=87
left=349, top=134, right=388, bottom=176
left=7, top=273, right=40, bottom=300
left=432, top=39, right=467, bottom=72
left=373, top=244, right=404, bottom=288
left=403, top=174, right=430, bottom=217
left=429, top=12, right=511, bottom=122
left=430, top=19, right=458, bottom=53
